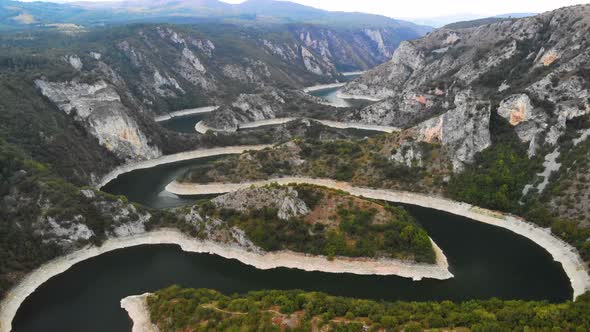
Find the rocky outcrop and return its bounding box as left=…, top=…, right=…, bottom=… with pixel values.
left=212, top=186, right=310, bottom=220
left=35, top=216, right=94, bottom=247
left=497, top=94, right=547, bottom=156
left=292, top=25, right=427, bottom=72
left=414, top=92, right=491, bottom=171
left=35, top=79, right=161, bottom=162
left=201, top=89, right=290, bottom=131
left=344, top=5, right=590, bottom=107
left=343, top=89, right=451, bottom=128
left=341, top=4, right=590, bottom=173
left=390, top=142, right=423, bottom=168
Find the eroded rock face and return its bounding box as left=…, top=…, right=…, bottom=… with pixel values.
left=65, top=55, right=83, bottom=70
left=35, top=215, right=94, bottom=247
left=212, top=186, right=310, bottom=221
left=301, top=46, right=328, bottom=75
left=341, top=4, right=590, bottom=173
left=390, top=142, right=423, bottom=168
left=415, top=92, right=491, bottom=171
left=35, top=79, right=161, bottom=162
left=344, top=5, right=590, bottom=102
left=202, top=88, right=291, bottom=131
left=497, top=94, right=548, bottom=156
left=110, top=204, right=152, bottom=237
left=291, top=25, right=423, bottom=73
left=364, top=29, right=392, bottom=58
left=345, top=89, right=451, bottom=128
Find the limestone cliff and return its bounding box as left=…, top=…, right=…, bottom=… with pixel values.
left=342, top=5, right=590, bottom=170
left=35, top=79, right=161, bottom=162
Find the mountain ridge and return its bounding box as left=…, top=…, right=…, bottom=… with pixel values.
left=0, top=0, right=432, bottom=32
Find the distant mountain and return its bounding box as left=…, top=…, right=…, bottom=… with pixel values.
left=494, top=13, right=537, bottom=19
left=442, top=13, right=537, bottom=30
left=0, top=0, right=432, bottom=33
left=406, top=12, right=536, bottom=28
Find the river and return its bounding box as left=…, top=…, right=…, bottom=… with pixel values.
left=308, top=86, right=372, bottom=108
left=10, top=80, right=575, bottom=330
left=12, top=202, right=571, bottom=332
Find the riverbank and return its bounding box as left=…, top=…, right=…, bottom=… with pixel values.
left=0, top=228, right=452, bottom=332
left=166, top=177, right=590, bottom=300
left=120, top=294, right=159, bottom=332
left=303, top=83, right=346, bottom=93
left=154, top=106, right=218, bottom=122
left=194, top=118, right=399, bottom=135
left=335, top=90, right=382, bottom=102
left=342, top=71, right=366, bottom=76
left=97, top=145, right=272, bottom=189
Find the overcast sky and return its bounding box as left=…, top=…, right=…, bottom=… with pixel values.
left=20, top=0, right=590, bottom=19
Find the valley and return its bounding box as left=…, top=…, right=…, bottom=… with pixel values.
left=0, top=1, right=590, bottom=331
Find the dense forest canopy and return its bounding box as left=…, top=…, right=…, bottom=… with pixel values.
left=147, top=286, right=590, bottom=331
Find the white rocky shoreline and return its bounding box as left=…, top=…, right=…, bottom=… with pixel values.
left=154, top=106, right=219, bottom=122
left=341, top=71, right=366, bottom=76
left=97, top=145, right=272, bottom=189
left=303, top=82, right=346, bottom=92
left=0, top=228, right=451, bottom=332
left=335, top=90, right=382, bottom=102
left=166, top=176, right=590, bottom=300
left=120, top=294, right=159, bottom=332
left=194, top=118, right=399, bottom=135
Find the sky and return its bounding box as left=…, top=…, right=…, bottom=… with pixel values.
left=19, top=0, right=590, bottom=20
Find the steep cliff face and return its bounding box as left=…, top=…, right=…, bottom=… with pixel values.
left=413, top=92, right=491, bottom=171
left=200, top=88, right=342, bottom=131
left=2, top=21, right=420, bottom=175
left=202, top=89, right=288, bottom=131
left=292, top=25, right=420, bottom=71
left=35, top=79, right=161, bottom=162
left=342, top=5, right=590, bottom=170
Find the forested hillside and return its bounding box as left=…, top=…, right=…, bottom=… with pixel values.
left=147, top=286, right=590, bottom=331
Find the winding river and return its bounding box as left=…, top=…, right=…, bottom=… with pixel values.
left=9, top=150, right=575, bottom=332
left=5, top=73, right=583, bottom=331
left=12, top=206, right=571, bottom=332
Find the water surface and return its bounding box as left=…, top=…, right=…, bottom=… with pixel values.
left=101, top=156, right=224, bottom=209
left=29, top=141, right=572, bottom=332
left=159, top=113, right=208, bottom=133
left=309, top=87, right=372, bottom=108
left=12, top=203, right=571, bottom=332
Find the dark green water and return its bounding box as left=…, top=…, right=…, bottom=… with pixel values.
left=12, top=156, right=572, bottom=332
left=12, top=204, right=571, bottom=332
left=308, top=86, right=371, bottom=109
left=159, top=113, right=207, bottom=133
left=101, top=156, right=225, bottom=209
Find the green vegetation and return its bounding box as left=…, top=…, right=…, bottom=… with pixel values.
left=447, top=113, right=543, bottom=212
left=180, top=112, right=590, bottom=267
left=147, top=286, right=590, bottom=332
left=447, top=113, right=590, bottom=262
left=181, top=136, right=450, bottom=193
left=0, top=138, right=181, bottom=297
left=199, top=185, right=435, bottom=263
